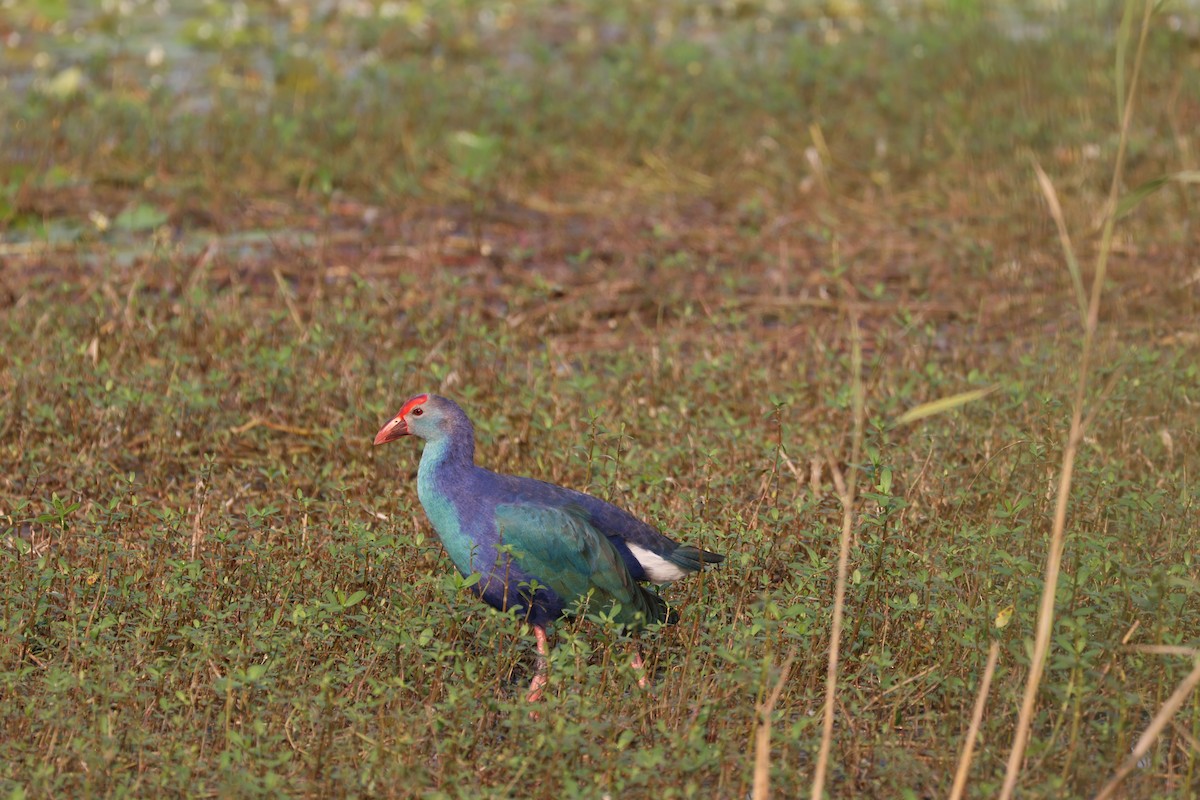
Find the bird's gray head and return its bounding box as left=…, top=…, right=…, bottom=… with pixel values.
left=373, top=393, right=471, bottom=446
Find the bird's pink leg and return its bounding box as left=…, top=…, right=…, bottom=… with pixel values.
left=526, top=625, right=550, bottom=702
left=631, top=646, right=650, bottom=689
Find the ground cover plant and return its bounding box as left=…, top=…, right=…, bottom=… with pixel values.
left=1, top=0, right=1198, bottom=797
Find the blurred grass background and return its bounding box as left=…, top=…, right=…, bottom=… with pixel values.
left=1, top=1, right=1199, bottom=797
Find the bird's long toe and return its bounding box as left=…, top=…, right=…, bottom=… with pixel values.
left=632, top=648, right=651, bottom=689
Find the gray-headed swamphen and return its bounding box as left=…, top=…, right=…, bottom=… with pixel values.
left=373, top=393, right=723, bottom=701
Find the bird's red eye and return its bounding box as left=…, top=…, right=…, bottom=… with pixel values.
left=412, top=407, right=423, bottom=416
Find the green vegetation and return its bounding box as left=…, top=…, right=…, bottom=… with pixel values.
left=2, top=1, right=1198, bottom=797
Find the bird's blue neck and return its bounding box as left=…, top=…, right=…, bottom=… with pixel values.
left=415, top=429, right=478, bottom=577
left=418, top=427, right=475, bottom=474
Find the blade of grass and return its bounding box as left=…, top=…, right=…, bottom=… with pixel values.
left=1088, top=0, right=1154, bottom=332
left=1113, top=170, right=1200, bottom=220
left=272, top=267, right=307, bottom=335
left=1032, top=159, right=1087, bottom=327
left=894, top=386, right=997, bottom=426
left=811, top=311, right=864, bottom=800
left=1114, top=175, right=1170, bottom=220
left=997, top=2, right=1155, bottom=797
left=1115, top=0, right=1135, bottom=124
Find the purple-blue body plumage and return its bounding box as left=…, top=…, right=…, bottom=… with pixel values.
left=377, top=394, right=723, bottom=631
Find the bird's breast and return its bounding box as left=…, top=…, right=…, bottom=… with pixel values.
left=417, top=462, right=485, bottom=578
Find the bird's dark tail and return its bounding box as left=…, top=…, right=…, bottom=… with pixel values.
left=670, top=544, right=725, bottom=574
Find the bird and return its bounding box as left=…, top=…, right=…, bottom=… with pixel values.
left=373, top=393, right=723, bottom=701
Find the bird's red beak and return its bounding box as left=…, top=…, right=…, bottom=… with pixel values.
left=373, top=414, right=410, bottom=446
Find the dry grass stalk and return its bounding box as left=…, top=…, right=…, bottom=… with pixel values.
left=190, top=477, right=207, bottom=561
left=1092, top=657, right=1200, bottom=800
left=810, top=312, right=864, bottom=800
left=752, top=650, right=796, bottom=800
left=949, top=641, right=1001, bottom=800
left=1126, top=645, right=1199, bottom=658
left=997, top=2, right=1155, bottom=797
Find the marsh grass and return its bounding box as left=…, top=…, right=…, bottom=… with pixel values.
left=2, top=1, right=1199, bottom=797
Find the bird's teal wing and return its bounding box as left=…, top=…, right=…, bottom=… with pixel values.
left=494, top=503, right=666, bottom=628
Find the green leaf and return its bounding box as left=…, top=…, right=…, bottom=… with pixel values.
left=447, top=131, right=502, bottom=185
left=341, top=589, right=367, bottom=608
left=1115, top=176, right=1169, bottom=220
left=114, top=203, right=169, bottom=232
left=1114, top=171, right=1199, bottom=221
